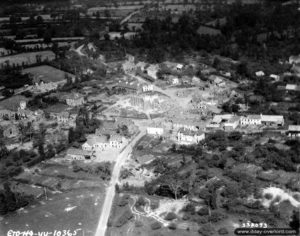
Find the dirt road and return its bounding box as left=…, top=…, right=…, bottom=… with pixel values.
left=94, top=130, right=146, bottom=236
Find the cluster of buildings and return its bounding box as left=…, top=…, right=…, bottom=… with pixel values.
left=206, top=114, right=285, bottom=131
left=146, top=118, right=205, bottom=145
left=0, top=100, right=45, bottom=138
left=80, top=119, right=136, bottom=153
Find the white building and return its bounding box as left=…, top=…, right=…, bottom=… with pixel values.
left=142, top=84, right=154, bottom=92
left=289, top=55, right=300, bottom=64
left=172, top=119, right=199, bottom=131
left=177, top=128, right=205, bottom=145
left=82, top=134, right=126, bottom=151
left=261, top=115, right=284, bottom=126
left=240, top=115, right=262, bottom=126
left=147, top=126, right=164, bottom=136
left=255, top=71, right=265, bottom=77
left=176, top=64, right=184, bottom=71
left=288, top=125, right=300, bottom=138
left=224, top=116, right=240, bottom=130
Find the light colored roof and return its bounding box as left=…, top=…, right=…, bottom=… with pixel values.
left=286, top=84, right=300, bottom=91
left=261, top=115, right=284, bottom=123
left=67, top=148, right=91, bottom=156
left=225, top=116, right=241, bottom=124
left=288, top=125, right=300, bottom=132
left=242, top=115, right=261, bottom=120
left=212, top=114, right=234, bottom=123
left=178, top=127, right=203, bottom=136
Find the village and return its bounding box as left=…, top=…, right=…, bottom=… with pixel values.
left=0, top=0, right=300, bottom=236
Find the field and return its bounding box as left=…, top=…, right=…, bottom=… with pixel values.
left=22, top=65, right=75, bottom=83
left=0, top=160, right=108, bottom=236
left=0, top=51, right=55, bottom=67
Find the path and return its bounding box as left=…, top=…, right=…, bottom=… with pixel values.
left=94, top=129, right=146, bottom=236
left=120, top=10, right=141, bottom=25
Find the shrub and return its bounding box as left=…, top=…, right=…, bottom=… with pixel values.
left=151, top=222, right=162, bottom=230
left=150, top=201, right=159, bottom=210
left=135, top=221, right=143, bottom=227
left=264, top=193, right=273, bottom=200
left=114, top=209, right=133, bottom=227
left=135, top=196, right=146, bottom=207
left=118, top=195, right=129, bottom=207
left=218, top=227, right=229, bottom=235
left=199, top=224, right=215, bottom=236
left=168, top=223, right=177, bottom=230
left=164, top=212, right=177, bottom=221
left=198, top=207, right=209, bottom=216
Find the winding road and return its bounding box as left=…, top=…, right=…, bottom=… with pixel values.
left=94, top=129, right=146, bottom=236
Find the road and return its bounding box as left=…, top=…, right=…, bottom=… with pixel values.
left=94, top=129, right=146, bottom=236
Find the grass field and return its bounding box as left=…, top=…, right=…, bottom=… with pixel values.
left=22, top=65, right=75, bottom=83
left=0, top=51, right=55, bottom=67
left=0, top=160, right=107, bottom=236
left=0, top=188, right=103, bottom=236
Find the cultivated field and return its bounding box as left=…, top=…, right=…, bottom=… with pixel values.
left=0, top=51, right=55, bottom=67
left=22, top=65, right=75, bottom=83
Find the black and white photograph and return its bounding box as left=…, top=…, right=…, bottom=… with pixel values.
left=0, top=0, right=299, bottom=235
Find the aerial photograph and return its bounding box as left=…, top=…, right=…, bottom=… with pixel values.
left=0, top=0, right=299, bottom=236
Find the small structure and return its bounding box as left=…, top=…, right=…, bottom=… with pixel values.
left=255, top=71, right=265, bottom=77
left=176, top=64, right=184, bottom=71
left=66, top=148, right=93, bottom=161
left=270, top=74, right=280, bottom=81
left=287, top=125, right=300, bottom=139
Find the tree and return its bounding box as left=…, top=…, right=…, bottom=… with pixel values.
left=18, top=123, right=27, bottom=144
left=0, top=192, right=8, bottom=215
left=289, top=210, right=300, bottom=233
left=43, top=30, right=52, bottom=45
left=3, top=183, right=16, bottom=212
left=68, top=127, right=75, bottom=144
